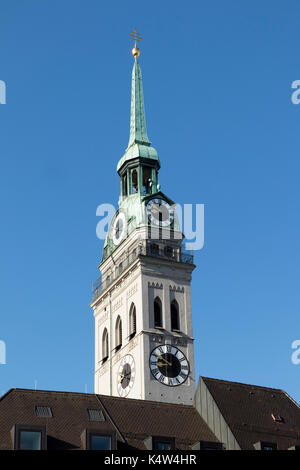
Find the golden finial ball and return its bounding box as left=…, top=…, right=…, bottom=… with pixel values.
left=132, top=46, right=140, bottom=58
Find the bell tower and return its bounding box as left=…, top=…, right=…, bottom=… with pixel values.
left=91, top=31, right=196, bottom=405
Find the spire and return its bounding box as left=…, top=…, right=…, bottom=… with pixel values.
left=127, top=29, right=150, bottom=148
left=127, top=58, right=151, bottom=148
left=117, top=30, right=159, bottom=173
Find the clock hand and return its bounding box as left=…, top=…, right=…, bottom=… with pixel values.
left=157, top=362, right=171, bottom=367
left=117, top=372, right=125, bottom=383
left=157, top=356, right=172, bottom=367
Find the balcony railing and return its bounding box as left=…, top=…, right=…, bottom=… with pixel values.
left=92, top=242, right=194, bottom=301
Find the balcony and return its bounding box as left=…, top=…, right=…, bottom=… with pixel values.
left=92, top=241, right=194, bottom=301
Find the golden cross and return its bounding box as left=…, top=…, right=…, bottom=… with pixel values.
left=129, top=28, right=142, bottom=47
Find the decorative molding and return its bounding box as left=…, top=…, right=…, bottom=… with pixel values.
left=112, top=352, right=122, bottom=366
left=172, top=337, right=187, bottom=347
left=151, top=334, right=164, bottom=344
left=127, top=283, right=138, bottom=299
left=112, top=297, right=123, bottom=314
left=128, top=336, right=139, bottom=351
left=98, top=310, right=108, bottom=327
left=148, top=281, right=163, bottom=289
left=98, top=363, right=108, bottom=377
left=169, top=285, right=184, bottom=293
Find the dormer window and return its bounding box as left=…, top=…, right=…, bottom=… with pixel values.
left=254, top=441, right=277, bottom=450
left=82, top=429, right=116, bottom=450
left=152, top=436, right=175, bottom=450
left=12, top=425, right=46, bottom=450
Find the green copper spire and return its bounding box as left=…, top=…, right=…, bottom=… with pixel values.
left=127, top=58, right=151, bottom=148
left=117, top=44, right=159, bottom=173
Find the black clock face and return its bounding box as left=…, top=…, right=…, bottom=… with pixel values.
left=146, top=199, right=174, bottom=227
left=149, top=345, right=189, bottom=387
left=111, top=211, right=126, bottom=246
left=117, top=354, right=135, bottom=397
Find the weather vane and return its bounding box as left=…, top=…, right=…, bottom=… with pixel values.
left=129, top=28, right=142, bottom=59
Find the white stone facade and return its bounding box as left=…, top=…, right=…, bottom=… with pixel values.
left=91, top=228, right=196, bottom=405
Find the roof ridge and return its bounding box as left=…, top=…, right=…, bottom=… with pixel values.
left=99, top=394, right=195, bottom=408
left=201, top=376, right=284, bottom=393
left=7, top=388, right=95, bottom=398
left=4, top=388, right=196, bottom=408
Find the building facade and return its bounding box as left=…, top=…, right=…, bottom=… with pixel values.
left=91, top=44, right=196, bottom=405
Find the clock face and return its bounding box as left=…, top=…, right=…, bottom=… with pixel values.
left=149, top=345, right=189, bottom=387
left=146, top=198, right=174, bottom=227
left=117, top=354, right=135, bottom=397
left=111, top=211, right=126, bottom=246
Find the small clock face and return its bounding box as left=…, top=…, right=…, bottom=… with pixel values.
left=111, top=211, right=126, bottom=246
left=117, top=354, right=135, bottom=397
left=149, top=345, right=189, bottom=387
left=146, top=199, right=174, bottom=227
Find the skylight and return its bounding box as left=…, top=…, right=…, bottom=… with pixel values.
left=87, top=409, right=105, bottom=421
left=35, top=406, right=53, bottom=418
left=271, top=413, right=284, bottom=423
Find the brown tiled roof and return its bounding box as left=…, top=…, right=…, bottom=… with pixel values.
left=202, top=377, right=300, bottom=450
left=99, top=394, right=218, bottom=449
left=0, top=388, right=218, bottom=450
left=0, top=388, right=123, bottom=450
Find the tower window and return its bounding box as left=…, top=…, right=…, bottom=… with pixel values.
left=122, top=174, right=128, bottom=197
left=171, top=300, right=180, bottom=331
left=164, top=246, right=174, bottom=258
left=142, top=166, right=152, bottom=194
left=115, top=316, right=122, bottom=351
left=129, top=303, right=136, bottom=339
left=102, top=328, right=109, bottom=362
left=150, top=243, right=159, bottom=255
left=154, top=297, right=163, bottom=328
left=132, top=169, right=138, bottom=194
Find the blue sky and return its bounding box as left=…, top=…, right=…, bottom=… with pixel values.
left=1, top=0, right=300, bottom=402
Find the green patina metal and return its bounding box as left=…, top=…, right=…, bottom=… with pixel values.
left=101, top=57, right=180, bottom=263
left=117, top=58, right=160, bottom=173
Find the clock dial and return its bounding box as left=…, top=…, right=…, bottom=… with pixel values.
left=149, top=345, right=189, bottom=387
left=117, top=354, right=135, bottom=397
left=146, top=199, right=174, bottom=227
left=111, top=211, right=126, bottom=246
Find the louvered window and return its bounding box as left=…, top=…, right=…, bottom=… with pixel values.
left=35, top=406, right=53, bottom=418
left=87, top=409, right=105, bottom=422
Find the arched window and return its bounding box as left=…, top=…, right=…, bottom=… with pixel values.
left=102, top=328, right=109, bottom=362
left=154, top=297, right=163, bottom=328
left=115, top=316, right=122, bottom=351
left=129, top=303, right=136, bottom=340
left=171, top=300, right=180, bottom=331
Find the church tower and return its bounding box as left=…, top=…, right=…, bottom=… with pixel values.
left=91, top=32, right=196, bottom=405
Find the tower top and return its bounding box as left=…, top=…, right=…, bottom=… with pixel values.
left=117, top=31, right=159, bottom=173
left=129, top=28, right=142, bottom=59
